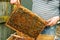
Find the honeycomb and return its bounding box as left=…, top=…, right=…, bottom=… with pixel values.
left=6, top=5, right=47, bottom=38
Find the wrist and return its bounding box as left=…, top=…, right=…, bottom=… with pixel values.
left=55, top=16, right=59, bottom=21
left=58, top=16, right=59, bottom=21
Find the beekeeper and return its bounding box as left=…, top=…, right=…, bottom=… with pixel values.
left=10, top=0, right=60, bottom=39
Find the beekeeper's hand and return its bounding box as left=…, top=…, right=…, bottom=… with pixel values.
left=47, top=16, right=59, bottom=26
left=10, top=0, right=20, bottom=5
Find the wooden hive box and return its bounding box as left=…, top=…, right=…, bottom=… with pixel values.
left=7, top=32, right=35, bottom=40
left=7, top=32, right=54, bottom=40
left=36, top=34, right=54, bottom=40
left=7, top=35, right=25, bottom=40
left=6, top=5, right=47, bottom=38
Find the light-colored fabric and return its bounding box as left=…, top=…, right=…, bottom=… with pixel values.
left=32, top=0, right=59, bottom=20
left=32, top=0, right=59, bottom=37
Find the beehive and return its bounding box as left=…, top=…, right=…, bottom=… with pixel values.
left=7, top=34, right=25, bottom=40
left=37, top=34, right=54, bottom=40
left=6, top=5, right=47, bottom=38
left=7, top=32, right=54, bottom=40
left=7, top=32, right=35, bottom=40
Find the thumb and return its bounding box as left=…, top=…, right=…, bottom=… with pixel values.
left=47, top=19, right=52, bottom=22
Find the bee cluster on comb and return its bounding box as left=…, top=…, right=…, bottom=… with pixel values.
left=6, top=5, right=47, bottom=39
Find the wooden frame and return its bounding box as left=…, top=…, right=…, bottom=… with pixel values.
left=6, top=5, right=47, bottom=38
